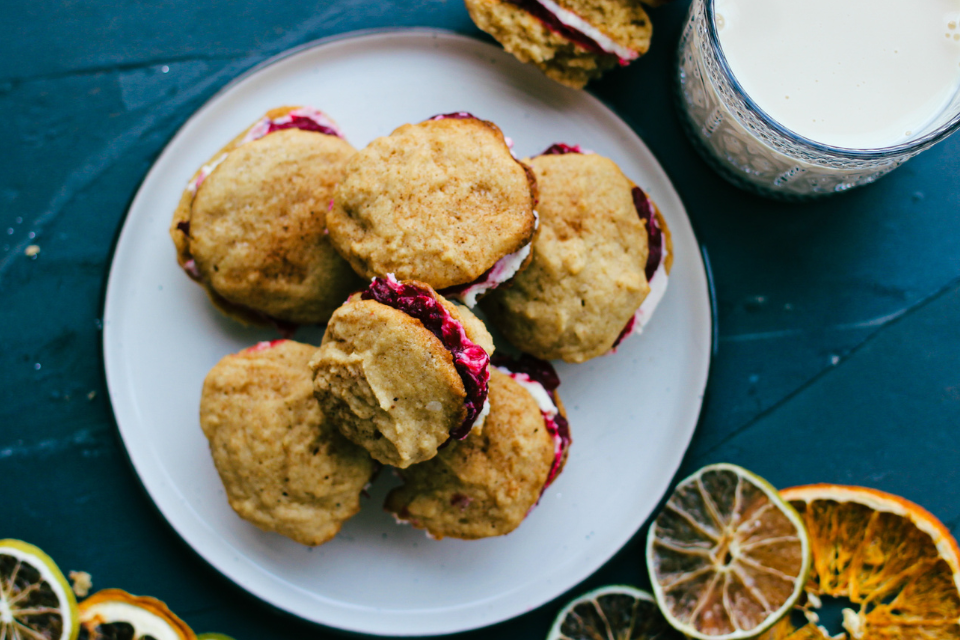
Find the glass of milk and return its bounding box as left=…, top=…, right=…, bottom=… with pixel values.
left=677, top=0, right=960, bottom=198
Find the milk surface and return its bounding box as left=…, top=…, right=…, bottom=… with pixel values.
left=715, top=0, right=960, bottom=149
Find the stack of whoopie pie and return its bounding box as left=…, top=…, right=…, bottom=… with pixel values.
left=175, top=108, right=670, bottom=545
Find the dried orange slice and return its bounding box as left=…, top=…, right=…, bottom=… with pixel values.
left=758, top=484, right=960, bottom=640
left=77, top=589, right=195, bottom=640
left=646, top=463, right=811, bottom=639
left=0, top=539, right=79, bottom=640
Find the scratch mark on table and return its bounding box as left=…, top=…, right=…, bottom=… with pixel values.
left=0, top=426, right=112, bottom=460
left=720, top=308, right=909, bottom=343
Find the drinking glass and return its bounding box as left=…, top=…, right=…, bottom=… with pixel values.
left=676, top=0, right=960, bottom=199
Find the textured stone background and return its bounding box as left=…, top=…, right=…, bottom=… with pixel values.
left=2, top=1, right=958, bottom=637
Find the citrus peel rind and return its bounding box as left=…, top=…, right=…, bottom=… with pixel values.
left=78, top=589, right=196, bottom=640
left=757, top=484, right=960, bottom=640
left=0, top=538, right=79, bottom=640
left=646, top=463, right=811, bottom=640
left=548, top=585, right=685, bottom=640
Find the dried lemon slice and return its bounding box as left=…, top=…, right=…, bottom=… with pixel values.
left=0, top=539, right=79, bottom=640
left=78, top=589, right=195, bottom=640
left=646, top=463, right=811, bottom=639
left=547, top=585, right=685, bottom=640
left=758, top=484, right=960, bottom=640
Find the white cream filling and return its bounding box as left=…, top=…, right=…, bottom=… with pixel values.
left=533, top=0, right=640, bottom=61
left=187, top=152, right=228, bottom=193
left=634, top=259, right=669, bottom=330
left=496, top=369, right=559, bottom=418
left=618, top=244, right=670, bottom=346
left=450, top=212, right=539, bottom=308
left=469, top=398, right=491, bottom=431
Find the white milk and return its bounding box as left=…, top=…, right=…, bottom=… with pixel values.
left=715, top=0, right=960, bottom=149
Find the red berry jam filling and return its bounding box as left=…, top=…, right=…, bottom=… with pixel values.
left=633, top=187, right=663, bottom=283
left=242, top=107, right=345, bottom=144
left=426, top=112, right=478, bottom=121
left=541, top=142, right=585, bottom=155
left=611, top=188, right=667, bottom=350
left=492, top=355, right=571, bottom=493
left=362, top=276, right=490, bottom=440
left=245, top=340, right=287, bottom=353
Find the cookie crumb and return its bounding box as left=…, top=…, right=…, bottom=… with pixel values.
left=25, top=244, right=40, bottom=257
left=69, top=570, right=92, bottom=597
left=87, top=390, right=97, bottom=400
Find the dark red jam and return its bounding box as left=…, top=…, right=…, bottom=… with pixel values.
left=265, top=115, right=341, bottom=138
left=492, top=355, right=571, bottom=491
left=427, top=112, right=478, bottom=121
left=541, top=143, right=584, bottom=155
left=362, top=277, right=490, bottom=440
left=245, top=339, right=287, bottom=353
left=503, top=0, right=627, bottom=63
left=633, top=187, right=662, bottom=282
left=438, top=264, right=495, bottom=298
left=611, top=188, right=664, bottom=349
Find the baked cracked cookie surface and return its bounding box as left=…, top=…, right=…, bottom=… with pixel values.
left=464, top=0, right=653, bottom=89
left=481, top=146, right=672, bottom=362
left=200, top=340, right=376, bottom=546
left=310, top=277, right=495, bottom=468
left=326, top=114, right=538, bottom=301
left=384, top=359, right=570, bottom=540
left=170, top=106, right=363, bottom=329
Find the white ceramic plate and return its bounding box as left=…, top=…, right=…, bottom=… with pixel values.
left=103, top=29, right=711, bottom=637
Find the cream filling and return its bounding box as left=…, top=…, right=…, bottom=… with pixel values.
left=619, top=244, right=670, bottom=346
left=496, top=369, right=559, bottom=418
left=187, top=152, right=228, bottom=194
left=634, top=259, right=669, bottom=331
left=469, top=398, right=492, bottom=431
left=534, top=0, right=640, bottom=61
left=450, top=212, right=539, bottom=308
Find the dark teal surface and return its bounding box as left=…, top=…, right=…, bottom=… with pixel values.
left=2, top=1, right=959, bottom=638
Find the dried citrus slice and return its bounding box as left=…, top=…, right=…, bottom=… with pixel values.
left=0, top=539, right=79, bottom=640
left=646, top=463, right=811, bottom=639
left=547, top=585, right=685, bottom=640
left=758, top=484, right=960, bottom=640
left=77, top=589, right=195, bottom=640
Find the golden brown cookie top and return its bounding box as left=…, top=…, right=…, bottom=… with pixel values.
left=169, top=106, right=363, bottom=328
left=482, top=149, right=671, bottom=362
left=310, top=278, right=495, bottom=468
left=327, top=115, right=538, bottom=290
left=200, top=340, right=375, bottom=546
left=384, top=365, right=569, bottom=540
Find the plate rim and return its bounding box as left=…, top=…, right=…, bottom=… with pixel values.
left=102, top=27, right=712, bottom=637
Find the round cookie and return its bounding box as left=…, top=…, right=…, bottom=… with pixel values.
left=326, top=115, right=538, bottom=295
left=200, top=340, right=376, bottom=546
left=384, top=361, right=570, bottom=540
left=170, top=106, right=364, bottom=330
left=465, top=0, right=653, bottom=89
left=481, top=147, right=673, bottom=363
left=310, top=277, right=495, bottom=469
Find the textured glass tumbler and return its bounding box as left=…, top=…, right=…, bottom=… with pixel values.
left=676, top=0, right=960, bottom=199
